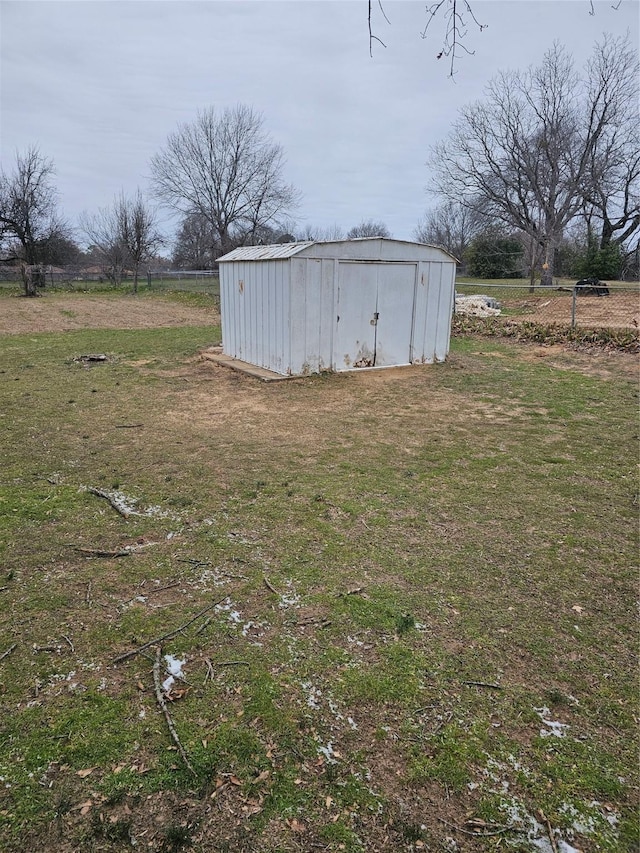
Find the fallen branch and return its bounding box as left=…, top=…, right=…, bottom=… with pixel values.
left=115, top=424, right=144, bottom=429
left=62, top=635, right=75, bottom=653
left=537, top=809, right=559, bottom=853
left=193, top=617, right=212, bottom=636
left=462, top=680, right=502, bottom=690
left=87, top=487, right=132, bottom=519
left=437, top=817, right=514, bottom=838
left=113, top=598, right=226, bottom=663
left=263, top=576, right=280, bottom=596
left=75, top=547, right=130, bottom=558
left=152, top=646, right=196, bottom=776
left=0, top=643, right=17, bottom=662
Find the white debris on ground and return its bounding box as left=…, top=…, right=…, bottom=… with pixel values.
left=82, top=487, right=181, bottom=520
left=278, top=580, right=301, bottom=609
left=214, top=597, right=266, bottom=642
left=477, top=751, right=621, bottom=852
left=300, top=681, right=359, bottom=733
left=501, top=800, right=584, bottom=853
left=162, top=654, right=186, bottom=693
left=455, top=294, right=502, bottom=317
left=317, top=741, right=339, bottom=764
left=535, top=706, right=570, bottom=738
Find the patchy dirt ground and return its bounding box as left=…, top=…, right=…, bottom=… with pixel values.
left=0, top=293, right=219, bottom=334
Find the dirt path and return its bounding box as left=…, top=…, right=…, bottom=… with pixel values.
left=0, top=293, right=219, bottom=334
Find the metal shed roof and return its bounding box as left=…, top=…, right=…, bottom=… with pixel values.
left=218, top=237, right=457, bottom=263
left=217, top=242, right=314, bottom=262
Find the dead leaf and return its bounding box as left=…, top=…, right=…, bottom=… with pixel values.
left=76, top=768, right=94, bottom=778
left=229, top=775, right=242, bottom=786
left=255, top=770, right=270, bottom=782
left=165, top=686, right=190, bottom=702
left=572, top=605, right=584, bottom=614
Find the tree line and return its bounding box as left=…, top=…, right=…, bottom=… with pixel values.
left=1, top=35, right=637, bottom=296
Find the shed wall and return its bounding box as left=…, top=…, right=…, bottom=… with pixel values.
left=220, top=259, right=291, bottom=374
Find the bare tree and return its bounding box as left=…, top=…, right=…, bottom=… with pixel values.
left=150, top=105, right=299, bottom=258
left=296, top=223, right=345, bottom=241
left=368, top=1, right=626, bottom=78
left=0, top=147, right=69, bottom=296
left=117, top=191, right=164, bottom=292
left=172, top=213, right=217, bottom=269
left=347, top=220, right=391, bottom=239
left=81, top=191, right=163, bottom=291
left=413, top=201, right=482, bottom=266
left=429, top=37, right=635, bottom=285
left=580, top=34, right=639, bottom=255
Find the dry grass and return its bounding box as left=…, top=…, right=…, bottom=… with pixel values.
left=0, top=293, right=637, bottom=852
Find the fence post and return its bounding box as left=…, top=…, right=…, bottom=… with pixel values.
left=147, top=270, right=152, bottom=289
left=571, top=286, right=577, bottom=329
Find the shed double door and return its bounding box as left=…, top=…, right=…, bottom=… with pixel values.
left=335, top=262, right=416, bottom=369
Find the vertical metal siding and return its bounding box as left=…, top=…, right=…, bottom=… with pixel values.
left=435, top=261, right=455, bottom=361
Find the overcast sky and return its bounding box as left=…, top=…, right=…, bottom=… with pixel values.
left=1, top=0, right=638, bottom=249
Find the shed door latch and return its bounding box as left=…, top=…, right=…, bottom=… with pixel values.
left=370, top=312, right=379, bottom=326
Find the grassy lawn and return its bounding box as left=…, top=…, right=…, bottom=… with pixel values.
left=0, top=298, right=637, bottom=852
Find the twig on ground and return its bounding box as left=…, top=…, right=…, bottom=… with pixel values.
left=431, top=710, right=454, bottom=735
left=462, top=680, right=503, bottom=690
left=437, top=817, right=514, bottom=837
left=87, top=487, right=131, bottom=518
left=203, top=657, right=249, bottom=684
left=0, top=587, right=7, bottom=593
left=175, top=559, right=248, bottom=581
left=62, top=635, right=75, bottom=653
left=337, top=587, right=365, bottom=597
left=113, top=598, right=226, bottom=663
left=263, top=576, right=280, bottom=596
left=85, top=581, right=92, bottom=605
left=194, top=617, right=212, bottom=636
left=115, top=424, right=144, bottom=429
left=203, top=657, right=215, bottom=684
left=537, top=809, right=559, bottom=853
left=152, top=646, right=196, bottom=776
left=121, top=581, right=181, bottom=607
left=33, top=644, right=60, bottom=653
left=75, top=547, right=130, bottom=558
left=0, top=643, right=17, bottom=662
left=297, top=617, right=331, bottom=627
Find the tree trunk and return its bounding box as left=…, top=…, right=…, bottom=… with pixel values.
left=540, top=240, right=554, bottom=287
left=22, top=264, right=38, bottom=298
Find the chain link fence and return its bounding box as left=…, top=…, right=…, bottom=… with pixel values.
left=0, top=266, right=220, bottom=297
left=454, top=282, right=639, bottom=331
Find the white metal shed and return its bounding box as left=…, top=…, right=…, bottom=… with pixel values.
left=217, top=237, right=456, bottom=376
